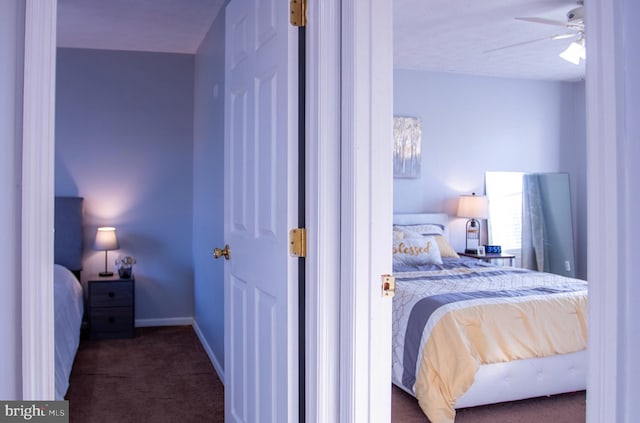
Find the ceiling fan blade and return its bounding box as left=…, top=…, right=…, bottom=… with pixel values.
left=516, top=16, right=584, bottom=31
left=551, top=33, right=579, bottom=40
left=483, top=33, right=577, bottom=54
left=515, top=16, right=570, bottom=28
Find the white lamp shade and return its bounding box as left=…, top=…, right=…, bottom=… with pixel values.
left=94, top=227, right=119, bottom=251
left=457, top=194, right=489, bottom=219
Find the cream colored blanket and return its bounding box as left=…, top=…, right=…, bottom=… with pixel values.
left=392, top=260, right=587, bottom=423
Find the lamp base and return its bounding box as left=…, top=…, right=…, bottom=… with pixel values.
left=465, top=249, right=479, bottom=254
left=99, top=271, right=114, bottom=277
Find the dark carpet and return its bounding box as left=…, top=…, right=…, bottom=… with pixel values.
left=66, top=325, right=586, bottom=422
left=66, top=326, right=224, bottom=423
left=392, top=384, right=586, bottom=422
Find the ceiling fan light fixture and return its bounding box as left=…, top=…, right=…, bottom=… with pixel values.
left=559, top=37, right=585, bottom=65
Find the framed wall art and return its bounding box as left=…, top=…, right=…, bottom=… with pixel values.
left=393, top=116, right=422, bottom=178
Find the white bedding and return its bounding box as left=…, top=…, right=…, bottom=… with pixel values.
left=391, top=213, right=587, bottom=422
left=392, top=258, right=587, bottom=422
left=54, top=264, right=84, bottom=400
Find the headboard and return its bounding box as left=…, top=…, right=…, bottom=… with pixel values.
left=393, top=213, right=451, bottom=240
left=54, top=196, right=84, bottom=279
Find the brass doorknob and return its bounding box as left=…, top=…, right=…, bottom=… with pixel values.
left=213, top=244, right=231, bottom=260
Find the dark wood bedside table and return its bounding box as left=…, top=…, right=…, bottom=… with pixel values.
left=458, top=252, right=516, bottom=267
left=88, top=275, right=135, bottom=339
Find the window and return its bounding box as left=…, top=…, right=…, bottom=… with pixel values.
left=486, top=172, right=524, bottom=260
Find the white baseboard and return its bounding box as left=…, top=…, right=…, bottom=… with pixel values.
left=192, top=321, right=225, bottom=384
left=135, top=317, right=194, bottom=327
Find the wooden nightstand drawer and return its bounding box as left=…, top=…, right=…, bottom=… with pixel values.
left=88, top=276, right=135, bottom=339
left=89, top=281, right=133, bottom=307
left=90, top=307, right=134, bottom=333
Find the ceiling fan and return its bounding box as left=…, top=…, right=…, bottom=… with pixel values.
left=515, top=1, right=584, bottom=33
left=485, top=1, right=585, bottom=64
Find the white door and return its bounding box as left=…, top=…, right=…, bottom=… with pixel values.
left=222, top=0, right=299, bottom=422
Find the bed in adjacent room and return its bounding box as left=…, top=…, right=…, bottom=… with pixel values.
left=54, top=196, right=85, bottom=400
left=392, top=213, right=587, bottom=423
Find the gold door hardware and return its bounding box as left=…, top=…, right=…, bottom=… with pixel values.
left=290, top=0, right=307, bottom=27
left=382, top=274, right=396, bottom=297
left=213, top=244, right=231, bottom=260
left=289, top=228, right=307, bottom=258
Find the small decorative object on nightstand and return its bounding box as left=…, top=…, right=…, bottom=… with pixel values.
left=88, top=274, right=135, bottom=339
left=115, top=255, right=136, bottom=279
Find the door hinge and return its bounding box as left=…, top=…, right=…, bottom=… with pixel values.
left=382, top=274, right=396, bottom=298
left=290, top=0, right=307, bottom=27
left=289, top=228, right=307, bottom=258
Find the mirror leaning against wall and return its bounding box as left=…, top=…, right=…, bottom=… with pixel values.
left=485, top=171, right=576, bottom=278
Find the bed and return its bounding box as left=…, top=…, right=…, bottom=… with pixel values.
left=392, top=213, right=587, bottom=423
left=54, top=196, right=85, bottom=400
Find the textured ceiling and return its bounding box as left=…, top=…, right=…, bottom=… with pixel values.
left=394, top=0, right=585, bottom=81
left=56, top=0, right=585, bottom=81
left=57, top=0, right=225, bottom=54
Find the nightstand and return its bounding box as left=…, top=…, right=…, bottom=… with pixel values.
left=88, top=275, right=135, bottom=339
left=458, top=252, right=516, bottom=267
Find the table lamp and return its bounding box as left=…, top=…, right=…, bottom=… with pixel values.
left=94, top=227, right=119, bottom=276
left=457, top=193, right=489, bottom=254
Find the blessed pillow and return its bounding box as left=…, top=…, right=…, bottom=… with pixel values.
left=393, top=225, right=460, bottom=258
left=392, top=236, right=442, bottom=266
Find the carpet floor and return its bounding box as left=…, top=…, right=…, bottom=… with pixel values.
left=66, top=326, right=224, bottom=423
left=392, top=384, right=586, bottom=422
left=66, top=325, right=586, bottom=422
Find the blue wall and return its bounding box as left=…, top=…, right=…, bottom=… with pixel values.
left=55, top=48, right=195, bottom=322
left=193, top=11, right=226, bottom=374
left=394, top=70, right=586, bottom=277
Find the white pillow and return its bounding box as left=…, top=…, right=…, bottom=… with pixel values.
left=393, top=224, right=444, bottom=237
left=392, top=236, right=442, bottom=266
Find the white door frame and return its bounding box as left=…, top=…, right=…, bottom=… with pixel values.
left=304, top=1, right=342, bottom=420
left=584, top=1, right=625, bottom=421
left=22, top=1, right=622, bottom=421
left=305, top=1, right=394, bottom=421
left=21, top=0, right=57, bottom=400
left=338, top=1, right=394, bottom=422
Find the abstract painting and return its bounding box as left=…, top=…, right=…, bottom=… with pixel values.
left=393, top=116, right=422, bottom=178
